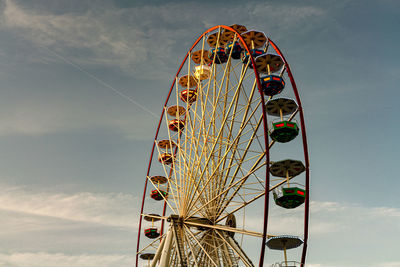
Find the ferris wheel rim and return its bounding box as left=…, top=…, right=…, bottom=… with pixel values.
left=136, top=25, right=310, bottom=267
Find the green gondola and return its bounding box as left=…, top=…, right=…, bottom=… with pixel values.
left=144, top=227, right=160, bottom=239
left=274, top=187, right=305, bottom=209
left=269, top=121, right=299, bottom=143
left=150, top=189, right=168, bottom=201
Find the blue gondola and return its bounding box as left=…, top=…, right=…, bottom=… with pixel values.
left=241, top=49, right=264, bottom=68
left=225, top=41, right=243, bottom=60
left=209, top=47, right=228, bottom=64
left=261, top=75, right=285, bottom=96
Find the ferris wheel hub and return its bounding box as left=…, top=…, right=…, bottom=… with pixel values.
left=167, top=215, right=213, bottom=230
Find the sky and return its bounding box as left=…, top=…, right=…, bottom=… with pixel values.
left=0, top=0, right=399, bottom=266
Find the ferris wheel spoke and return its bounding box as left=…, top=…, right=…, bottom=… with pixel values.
left=172, top=88, right=220, bottom=216
left=169, top=102, right=190, bottom=212
left=217, top=81, right=258, bottom=194
left=188, top=64, right=247, bottom=160
left=185, top=99, right=263, bottom=212
left=163, top=112, right=187, bottom=213
left=178, top=130, right=212, bottom=212
left=182, top=65, right=223, bottom=194
left=180, top=119, right=206, bottom=208
left=215, top=153, right=267, bottom=220
left=216, top=117, right=263, bottom=197
left=215, top=113, right=264, bottom=210
left=239, top=85, right=265, bottom=150
left=179, top=53, right=198, bottom=202
left=217, top=174, right=299, bottom=225
left=184, top=81, right=244, bottom=214
left=227, top=137, right=266, bottom=184
left=216, top=63, right=233, bottom=165
left=186, top=160, right=266, bottom=219
left=216, top=79, right=259, bottom=179
left=184, top=220, right=263, bottom=238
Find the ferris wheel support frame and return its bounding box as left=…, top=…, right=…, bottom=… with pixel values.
left=135, top=25, right=310, bottom=267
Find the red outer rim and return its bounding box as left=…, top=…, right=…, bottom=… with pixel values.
left=136, top=25, right=308, bottom=267
left=269, top=40, right=310, bottom=266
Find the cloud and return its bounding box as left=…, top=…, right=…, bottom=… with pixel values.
left=305, top=264, right=347, bottom=267
left=377, top=262, right=400, bottom=267
left=0, top=0, right=325, bottom=76
left=369, top=206, right=400, bottom=218
left=1, top=185, right=400, bottom=266
left=1, top=0, right=146, bottom=70
left=248, top=4, right=324, bottom=31
left=0, top=185, right=142, bottom=257
left=243, top=200, right=400, bottom=238
left=306, top=263, right=400, bottom=267
left=0, top=186, right=139, bottom=228
left=309, top=201, right=348, bottom=212
left=0, top=252, right=134, bottom=267
left=1, top=0, right=187, bottom=77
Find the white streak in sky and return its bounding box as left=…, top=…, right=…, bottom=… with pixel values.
left=41, top=46, right=158, bottom=119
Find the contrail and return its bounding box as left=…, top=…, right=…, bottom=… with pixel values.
left=41, top=45, right=159, bottom=118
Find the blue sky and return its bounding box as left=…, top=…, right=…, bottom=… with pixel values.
left=0, top=0, right=399, bottom=266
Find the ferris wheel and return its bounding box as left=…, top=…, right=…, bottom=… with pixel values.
left=136, top=25, right=310, bottom=267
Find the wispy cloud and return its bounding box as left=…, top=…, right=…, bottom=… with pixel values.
left=0, top=186, right=139, bottom=228
left=306, top=262, right=400, bottom=267
left=377, top=262, right=400, bottom=267
left=0, top=252, right=134, bottom=267
left=1, top=185, right=400, bottom=266
left=1, top=0, right=325, bottom=75
left=244, top=200, right=400, bottom=237
left=1, top=0, right=186, bottom=76
left=2, top=0, right=146, bottom=70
